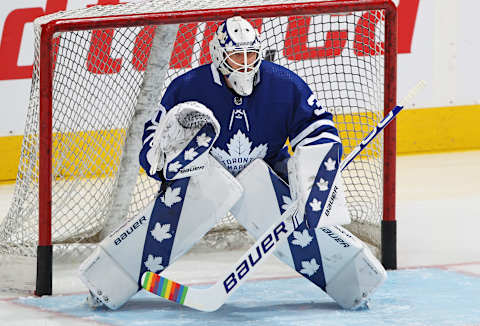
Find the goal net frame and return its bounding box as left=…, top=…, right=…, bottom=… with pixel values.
left=8, top=0, right=397, bottom=296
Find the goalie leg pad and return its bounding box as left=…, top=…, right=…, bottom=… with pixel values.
left=79, top=246, right=139, bottom=310
left=319, top=225, right=387, bottom=309
left=79, top=156, right=243, bottom=309
left=232, top=159, right=328, bottom=288
left=232, top=159, right=386, bottom=309
left=287, top=142, right=350, bottom=228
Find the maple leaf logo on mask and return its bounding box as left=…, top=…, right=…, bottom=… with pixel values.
left=217, top=30, right=228, bottom=45
left=210, top=130, right=267, bottom=176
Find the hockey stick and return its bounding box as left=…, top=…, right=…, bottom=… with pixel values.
left=141, top=81, right=426, bottom=312
left=340, top=80, right=426, bottom=170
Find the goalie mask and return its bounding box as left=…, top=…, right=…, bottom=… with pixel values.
left=210, top=16, right=263, bottom=96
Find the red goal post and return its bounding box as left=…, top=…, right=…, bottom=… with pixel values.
left=2, top=0, right=397, bottom=296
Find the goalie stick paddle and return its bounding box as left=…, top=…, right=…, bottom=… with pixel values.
left=141, top=80, right=426, bottom=312
left=142, top=201, right=299, bottom=312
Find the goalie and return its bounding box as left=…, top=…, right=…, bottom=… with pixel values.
left=79, top=16, right=386, bottom=310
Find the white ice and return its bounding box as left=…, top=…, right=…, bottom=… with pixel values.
left=0, top=151, right=479, bottom=325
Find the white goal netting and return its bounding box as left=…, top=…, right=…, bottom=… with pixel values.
left=0, top=0, right=390, bottom=270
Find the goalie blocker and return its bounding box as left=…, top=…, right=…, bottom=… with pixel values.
left=231, top=143, right=386, bottom=309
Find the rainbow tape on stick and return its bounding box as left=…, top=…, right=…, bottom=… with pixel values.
left=142, top=272, right=188, bottom=304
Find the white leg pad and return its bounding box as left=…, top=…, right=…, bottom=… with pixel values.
left=79, top=155, right=243, bottom=310
left=287, top=142, right=350, bottom=227
left=320, top=226, right=387, bottom=309
left=79, top=246, right=138, bottom=310
left=232, top=159, right=386, bottom=309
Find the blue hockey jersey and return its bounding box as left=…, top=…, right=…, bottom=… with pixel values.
left=139, top=61, right=341, bottom=181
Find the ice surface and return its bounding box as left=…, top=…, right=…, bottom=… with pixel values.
left=1, top=151, right=479, bottom=325
left=10, top=269, right=480, bottom=326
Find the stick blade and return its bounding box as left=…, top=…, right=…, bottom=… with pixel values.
left=142, top=271, right=224, bottom=312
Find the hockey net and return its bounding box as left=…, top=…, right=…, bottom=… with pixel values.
left=0, top=0, right=397, bottom=293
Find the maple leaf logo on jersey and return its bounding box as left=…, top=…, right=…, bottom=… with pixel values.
left=210, top=130, right=267, bottom=175
left=150, top=223, right=172, bottom=243
left=144, top=254, right=165, bottom=273
left=291, top=229, right=313, bottom=248
left=317, top=178, right=329, bottom=191
left=161, top=187, right=182, bottom=207
left=324, top=158, right=336, bottom=171
left=300, top=258, right=320, bottom=276
left=309, top=198, right=322, bottom=211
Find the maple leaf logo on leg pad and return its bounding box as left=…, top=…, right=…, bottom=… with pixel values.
left=300, top=258, right=320, bottom=277
left=324, top=158, right=336, bottom=171
left=316, top=178, right=329, bottom=191
left=291, top=229, right=313, bottom=248
left=309, top=198, right=322, bottom=211
left=144, top=254, right=165, bottom=273
left=150, top=223, right=172, bottom=242
left=161, top=187, right=182, bottom=207
left=281, top=195, right=293, bottom=212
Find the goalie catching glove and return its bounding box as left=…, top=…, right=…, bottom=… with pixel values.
left=141, top=101, right=220, bottom=180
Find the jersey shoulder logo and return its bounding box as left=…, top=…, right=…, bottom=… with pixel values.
left=211, top=130, right=267, bottom=175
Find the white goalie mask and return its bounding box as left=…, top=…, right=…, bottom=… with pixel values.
left=210, top=16, right=263, bottom=96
